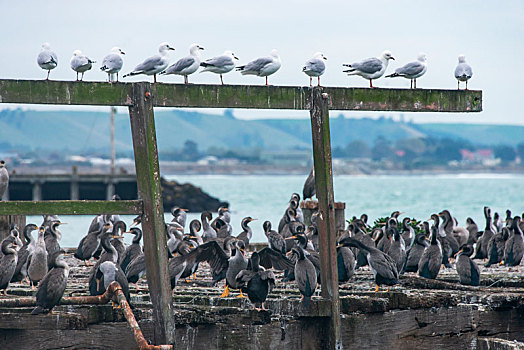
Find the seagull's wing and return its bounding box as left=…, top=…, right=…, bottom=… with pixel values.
left=101, top=54, right=123, bottom=71
left=352, top=57, right=383, bottom=74
left=165, top=56, right=196, bottom=73
left=455, top=63, right=473, bottom=79
left=202, top=55, right=232, bottom=68
left=304, top=59, right=325, bottom=73
left=133, top=55, right=163, bottom=73
left=241, top=57, right=273, bottom=72
left=396, top=61, right=424, bottom=76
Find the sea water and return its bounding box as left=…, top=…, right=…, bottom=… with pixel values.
left=28, top=173, right=524, bottom=247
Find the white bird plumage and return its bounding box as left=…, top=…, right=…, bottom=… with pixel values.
left=454, top=55, right=473, bottom=90
left=303, top=52, right=327, bottom=87
left=123, top=42, right=175, bottom=83
left=200, top=50, right=239, bottom=85
left=343, top=50, right=395, bottom=88
left=70, top=50, right=96, bottom=81
left=386, top=53, right=427, bottom=88
left=161, top=43, right=204, bottom=84
left=37, top=43, right=58, bottom=80
left=100, top=47, right=125, bottom=82
left=236, top=49, right=281, bottom=86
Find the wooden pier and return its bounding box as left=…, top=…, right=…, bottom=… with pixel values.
left=0, top=79, right=482, bottom=349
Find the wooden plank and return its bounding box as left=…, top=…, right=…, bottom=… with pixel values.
left=308, top=87, right=341, bottom=350
left=128, top=82, right=175, bottom=345
left=0, top=311, right=88, bottom=330
left=0, top=79, right=482, bottom=112
left=0, top=200, right=143, bottom=215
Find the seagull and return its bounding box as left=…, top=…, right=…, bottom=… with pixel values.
left=0, top=160, right=8, bottom=201
left=123, top=42, right=175, bottom=83
left=385, top=53, right=427, bottom=89
left=37, top=43, right=58, bottom=80
left=200, top=50, right=238, bottom=85
left=100, top=47, right=125, bottom=82
left=161, top=43, right=204, bottom=84
left=343, top=50, right=395, bottom=88
left=454, top=55, right=473, bottom=90
left=70, top=50, right=96, bottom=81
left=302, top=52, right=327, bottom=87
left=236, top=49, right=281, bottom=86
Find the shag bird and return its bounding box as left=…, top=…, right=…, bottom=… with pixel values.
left=418, top=225, right=442, bottom=280
left=0, top=241, right=19, bottom=295
left=99, top=221, right=127, bottom=266
left=485, top=227, right=508, bottom=267
left=302, top=52, right=327, bottom=87
left=291, top=246, right=317, bottom=305
left=401, top=217, right=415, bottom=248
left=429, top=214, right=452, bottom=268
left=31, top=250, right=69, bottom=314
left=235, top=251, right=276, bottom=310
left=347, top=221, right=374, bottom=269
left=75, top=222, right=110, bottom=265
left=387, top=224, right=406, bottom=273
left=503, top=217, right=524, bottom=268
left=338, top=237, right=399, bottom=292
left=70, top=50, right=95, bottom=81
left=161, top=43, right=204, bottom=84
left=343, top=50, right=395, bottom=88
left=466, top=217, right=479, bottom=244
left=27, top=226, right=48, bottom=288
left=402, top=232, right=429, bottom=274
left=0, top=160, right=9, bottom=200
left=100, top=47, right=125, bottom=82
left=237, top=217, right=256, bottom=245
left=88, top=228, right=122, bottom=295
left=473, top=206, right=495, bottom=260
left=264, top=221, right=286, bottom=255
left=337, top=245, right=355, bottom=283
left=120, top=227, right=143, bottom=273
left=95, top=260, right=131, bottom=303
left=170, top=207, right=188, bottom=230
left=290, top=193, right=304, bottom=223
left=236, top=49, right=281, bottom=86
left=200, top=50, right=239, bottom=85
left=385, top=53, right=427, bottom=88
left=12, top=223, right=38, bottom=283
left=221, top=240, right=248, bottom=297
left=125, top=253, right=146, bottom=290
left=201, top=211, right=217, bottom=242
left=37, top=43, right=58, bottom=80
left=123, top=42, right=175, bottom=83
left=454, top=55, right=473, bottom=90
left=302, top=168, right=316, bottom=201
left=455, top=245, right=480, bottom=286
left=45, top=221, right=63, bottom=269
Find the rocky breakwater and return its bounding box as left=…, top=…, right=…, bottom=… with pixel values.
left=161, top=177, right=228, bottom=212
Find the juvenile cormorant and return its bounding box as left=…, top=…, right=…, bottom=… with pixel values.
left=0, top=241, right=18, bottom=294
left=235, top=251, right=276, bottom=310
left=456, top=245, right=480, bottom=286
left=485, top=227, right=507, bottom=267
left=338, top=237, right=399, bottom=291
left=418, top=225, right=442, bottom=280
left=31, top=250, right=70, bottom=314
left=401, top=218, right=415, bottom=248
left=201, top=211, right=217, bottom=242
left=12, top=223, right=38, bottom=283
left=337, top=246, right=355, bottom=283
left=28, top=227, right=48, bottom=288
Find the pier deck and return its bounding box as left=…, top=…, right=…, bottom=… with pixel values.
left=0, top=250, right=522, bottom=350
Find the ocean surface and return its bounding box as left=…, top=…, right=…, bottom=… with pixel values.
left=28, top=173, right=524, bottom=247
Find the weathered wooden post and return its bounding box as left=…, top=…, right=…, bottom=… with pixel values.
left=309, top=87, right=341, bottom=350
left=128, top=82, right=175, bottom=345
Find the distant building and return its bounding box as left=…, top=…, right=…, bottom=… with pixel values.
left=259, top=150, right=311, bottom=166
left=460, top=149, right=499, bottom=166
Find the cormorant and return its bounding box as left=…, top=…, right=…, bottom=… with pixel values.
left=291, top=246, right=317, bottom=305
left=302, top=168, right=316, bottom=201
left=456, top=245, right=480, bottom=286
left=31, top=250, right=70, bottom=314
left=120, top=227, right=143, bottom=273
left=235, top=251, right=276, bottom=310
left=12, top=223, right=39, bottom=283
left=28, top=226, right=48, bottom=288
left=503, top=217, right=524, bottom=268
left=473, top=207, right=495, bottom=259
left=237, top=217, right=257, bottom=245
left=418, top=225, right=442, bottom=280
left=0, top=240, right=19, bottom=294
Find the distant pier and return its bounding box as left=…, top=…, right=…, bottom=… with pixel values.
left=6, top=167, right=137, bottom=201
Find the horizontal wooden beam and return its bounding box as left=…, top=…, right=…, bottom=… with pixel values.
left=0, top=79, right=482, bottom=112
left=0, top=200, right=143, bottom=215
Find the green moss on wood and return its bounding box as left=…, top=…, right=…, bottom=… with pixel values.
left=0, top=200, right=143, bottom=215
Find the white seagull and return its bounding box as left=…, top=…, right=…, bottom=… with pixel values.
left=343, top=50, right=395, bottom=88
left=454, top=55, right=473, bottom=90
left=70, top=50, right=96, bottom=81
left=123, top=42, right=175, bottom=83
left=37, top=43, right=58, bottom=80
left=0, top=160, right=8, bottom=201
left=236, top=49, right=281, bottom=86
left=161, top=43, right=204, bottom=84
left=303, top=52, right=327, bottom=87
left=100, top=47, right=125, bottom=82
left=200, top=50, right=239, bottom=85
left=385, top=53, right=427, bottom=89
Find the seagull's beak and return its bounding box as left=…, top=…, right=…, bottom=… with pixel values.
left=169, top=47, right=175, bottom=51
left=121, top=51, right=126, bottom=55
left=391, top=56, right=395, bottom=60
left=199, top=47, right=204, bottom=50
left=234, top=55, right=239, bottom=60
left=323, top=56, right=328, bottom=60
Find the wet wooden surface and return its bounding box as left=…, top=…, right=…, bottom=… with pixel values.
left=0, top=252, right=523, bottom=349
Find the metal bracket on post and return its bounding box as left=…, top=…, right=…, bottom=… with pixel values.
left=309, top=87, right=342, bottom=350
left=128, top=82, right=175, bottom=346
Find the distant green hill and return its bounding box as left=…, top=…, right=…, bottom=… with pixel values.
left=0, top=108, right=523, bottom=153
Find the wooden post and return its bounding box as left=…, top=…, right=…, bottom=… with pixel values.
left=128, top=82, right=175, bottom=345
left=309, top=87, right=341, bottom=350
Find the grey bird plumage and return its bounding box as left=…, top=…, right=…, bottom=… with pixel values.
left=31, top=250, right=69, bottom=314
left=0, top=241, right=18, bottom=294
left=303, top=52, right=327, bottom=87
left=161, top=43, right=204, bottom=84
left=70, top=50, right=96, bottom=81
left=28, top=226, right=48, bottom=287
left=123, top=42, right=174, bottom=83
left=12, top=223, right=39, bottom=282
left=0, top=160, right=9, bottom=201
left=236, top=49, right=281, bottom=85
left=418, top=225, right=442, bottom=280
left=454, top=55, right=473, bottom=90
left=100, top=47, right=125, bottom=82
left=385, top=53, right=427, bottom=88
left=45, top=221, right=62, bottom=269
left=504, top=217, right=524, bottom=267
left=292, top=246, right=317, bottom=305
left=200, top=50, right=238, bottom=85
left=37, top=43, right=58, bottom=80
left=343, top=50, right=395, bottom=88
left=456, top=245, right=480, bottom=286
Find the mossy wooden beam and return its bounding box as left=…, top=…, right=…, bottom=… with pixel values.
left=0, top=200, right=143, bottom=215
left=0, top=79, right=482, bottom=112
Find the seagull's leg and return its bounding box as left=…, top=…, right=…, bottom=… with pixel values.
left=414, top=79, right=417, bottom=89
left=457, top=81, right=460, bottom=90
left=369, top=79, right=373, bottom=88
left=81, top=72, right=84, bottom=81
left=154, top=74, right=157, bottom=83
left=265, top=76, right=268, bottom=86
left=76, top=72, right=79, bottom=81
left=116, top=72, right=119, bottom=82
left=220, top=74, right=224, bottom=85
left=466, top=81, right=468, bottom=90
left=410, top=79, right=413, bottom=89
left=318, top=76, right=321, bottom=87
left=46, top=70, right=50, bottom=80
left=309, top=76, right=312, bottom=87
left=185, top=75, right=188, bottom=84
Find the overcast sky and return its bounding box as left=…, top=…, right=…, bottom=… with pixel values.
left=0, top=0, right=523, bottom=124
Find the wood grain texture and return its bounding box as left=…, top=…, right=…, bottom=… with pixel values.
left=0, top=200, right=143, bottom=215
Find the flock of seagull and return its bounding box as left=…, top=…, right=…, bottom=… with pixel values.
left=36, top=42, right=474, bottom=89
